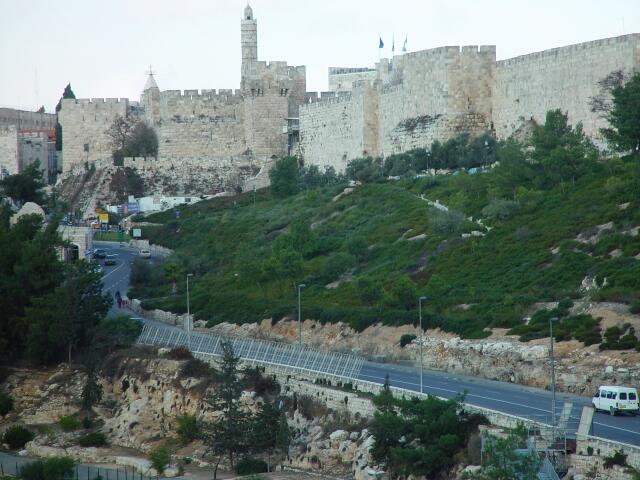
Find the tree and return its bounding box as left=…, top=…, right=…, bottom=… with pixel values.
left=0, top=161, right=46, bottom=205
left=36, top=106, right=45, bottom=114
left=371, top=390, right=484, bottom=479
left=0, top=215, right=63, bottom=362
left=55, top=84, right=76, bottom=113
left=474, top=434, right=540, bottom=480
left=392, top=276, right=418, bottom=311
left=269, top=156, right=300, bottom=198
left=106, top=114, right=136, bottom=155
left=357, top=277, right=382, bottom=307
left=490, top=140, right=533, bottom=201
left=600, top=72, right=640, bottom=154
left=81, top=362, right=103, bottom=411
left=93, top=315, right=143, bottom=353
left=176, top=414, right=201, bottom=444
left=164, top=262, right=183, bottom=295
left=124, top=122, right=159, bottom=158
left=202, top=341, right=249, bottom=479
left=149, top=446, right=171, bottom=475
left=251, top=402, right=290, bottom=471
left=24, top=260, right=112, bottom=365
left=530, top=110, right=596, bottom=190
left=19, top=457, right=75, bottom=480
left=55, top=83, right=76, bottom=151
left=346, top=157, right=383, bottom=182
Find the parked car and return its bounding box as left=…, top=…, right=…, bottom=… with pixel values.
left=592, top=386, right=639, bottom=415
left=93, top=248, right=107, bottom=259
left=104, top=254, right=117, bottom=266
left=139, top=249, right=151, bottom=258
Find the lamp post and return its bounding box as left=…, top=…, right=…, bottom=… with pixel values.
left=550, top=316, right=559, bottom=439
left=297, top=284, right=306, bottom=347
left=419, top=296, right=427, bottom=394
left=186, top=273, right=194, bottom=350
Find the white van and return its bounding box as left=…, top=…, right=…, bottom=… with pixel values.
left=592, top=386, right=639, bottom=415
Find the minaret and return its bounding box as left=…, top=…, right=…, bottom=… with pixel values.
left=241, top=4, right=257, bottom=74
left=141, top=68, right=160, bottom=126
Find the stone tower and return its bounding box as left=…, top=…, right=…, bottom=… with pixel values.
left=241, top=4, right=258, bottom=72
left=141, top=71, right=160, bottom=126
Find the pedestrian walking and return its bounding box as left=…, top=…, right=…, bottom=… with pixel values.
left=115, top=290, right=122, bottom=309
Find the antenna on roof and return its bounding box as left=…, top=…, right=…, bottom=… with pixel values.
left=147, top=65, right=156, bottom=76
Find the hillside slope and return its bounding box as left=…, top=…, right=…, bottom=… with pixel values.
left=131, top=152, right=640, bottom=345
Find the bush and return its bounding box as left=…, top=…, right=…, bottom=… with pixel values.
left=244, top=367, right=280, bottom=396
left=235, top=457, right=268, bottom=475
left=630, top=300, right=640, bottom=314
left=19, top=457, right=75, bottom=480
left=176, top=415, right=200, bottom=445
left=346, top=157, right=383, bottom=183
left=59, top=415, right=81, bottom=432
left=0, top=389, right=13, bottom=416
left=3, top=424, right=35, bottom=449
left=603, top=450, right=627, bottom=468
left=482, top=198, right=519, bottom=220
left=400, top=334, right=417, bottom=348
left=179, top=358, right=217, bottom=379
left=321, top=252, right=356, bottom=282
left=149, top=446, right=171, bottom=474
left=167, top=346, right=193, bottom=360
left=429, top=209, right=467, bottom=235
left=269, top=156, right=300, bottom=198
left=78, top=432, right=107, bottom=447
left=297, top=394, right=329, bottom=420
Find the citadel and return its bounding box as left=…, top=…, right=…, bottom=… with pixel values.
left=49, top=6, right=640, bottom=194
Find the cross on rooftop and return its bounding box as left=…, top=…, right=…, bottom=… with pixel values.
left=147, top=65, right=156, bottom=76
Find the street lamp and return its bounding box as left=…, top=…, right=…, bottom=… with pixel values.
left=297, top=284, right=306, bottom=347
left=419, top=296, right=427, bottom=394
left=549, top=316, right=559, bottom=438
left=186, top=273, right=194, bottom=350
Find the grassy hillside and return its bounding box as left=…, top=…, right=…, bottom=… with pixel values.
left=130, top=117, right=640, bottom=342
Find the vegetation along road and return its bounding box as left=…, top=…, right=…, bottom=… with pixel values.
left=101, top=241, right=640, bottom=446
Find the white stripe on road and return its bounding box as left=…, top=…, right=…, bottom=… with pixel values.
left=359, top=372, right=640, bottom=438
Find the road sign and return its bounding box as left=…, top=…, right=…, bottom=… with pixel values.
left=98, top=213, right=109, bottom=224
left=127, top=202, right=139, bottom=214
left=132, top=228, right=142, bottom=238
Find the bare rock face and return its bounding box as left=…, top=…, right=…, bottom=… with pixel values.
left=3, top=367, right=86, bottom=424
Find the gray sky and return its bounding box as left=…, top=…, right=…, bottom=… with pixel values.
left=1, top=0, right=639, bottom=112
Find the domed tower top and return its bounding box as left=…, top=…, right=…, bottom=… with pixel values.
left=241, top=4, right=258, bottom=66
left=244, top=4, right=253, bottom=20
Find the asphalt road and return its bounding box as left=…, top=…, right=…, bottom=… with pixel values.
left=95, top=241, right=640, bottom=446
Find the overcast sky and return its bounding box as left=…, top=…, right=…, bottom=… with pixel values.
left=1, top=0, right=639, bottom=112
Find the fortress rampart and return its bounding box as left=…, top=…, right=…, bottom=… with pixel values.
left=299, top=34, right=639, bottom=173
left=57, top=5, right=640, bottom=188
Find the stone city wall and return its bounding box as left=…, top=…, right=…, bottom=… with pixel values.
left=152, top=89, right=247, bottom=160
left=0, top=107, right=56, bottom=131
left=328, top=67, right=377, bottom=92
left=58, top=98, right=129, bottom=172
left=0, top=126, right=18, bottom=175
left=493, top=33, right=640, bottom=141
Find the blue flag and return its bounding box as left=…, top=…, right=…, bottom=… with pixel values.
left=379, top=36, right=384, bottom=49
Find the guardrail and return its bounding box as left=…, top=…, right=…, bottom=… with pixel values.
left=136, top=323, right=364, bottom=380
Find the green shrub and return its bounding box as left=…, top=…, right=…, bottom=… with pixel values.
left=176, top=415, right=200, bottom=445
left=603, top=450, right=627, bottom=468
left=18, top=457, right=75, bottom=480
left=3, top=425, right=35, bottom=449
left=167, top=346, right=193, bottom=360
left=630, top=300, right=640, bottom=314
left=0, top=389, right=14, bottom=416
left=482, top=198, right=519, bottom=220
left=58, top=415, right=81, bottom=432
left=235, top=457, right=268, bottom=475
left=149, top=446, right=171, bottom=474
left=78, top=432, right=107, bottom=447
left=400, top=334, right=417, bottom=348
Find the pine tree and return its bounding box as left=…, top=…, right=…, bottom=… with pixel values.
left=202, top=341, right=249, bottom=479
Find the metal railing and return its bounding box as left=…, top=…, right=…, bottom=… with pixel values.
left=136, top=323, right=365, bottom=380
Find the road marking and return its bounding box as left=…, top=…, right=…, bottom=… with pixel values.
left=359, top=372, right=640, bottom=437
left=101, top=263, right=124, bottom=282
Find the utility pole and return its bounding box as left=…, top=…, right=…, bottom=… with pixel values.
left=186, top=273, right=194, bottom=350
left=419, top=296, right=427, bottom=394
left=550, top=316, right=559, bottom=441
left=297, top=284, right=306, bottom=347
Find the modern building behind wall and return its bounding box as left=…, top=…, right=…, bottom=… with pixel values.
left=0, top=108, right=57, bottom=182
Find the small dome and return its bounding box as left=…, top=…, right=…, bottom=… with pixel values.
left=244, top=4, right=253, bottom=20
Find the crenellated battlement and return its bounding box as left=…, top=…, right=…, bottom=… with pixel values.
left=61, top=98, right=129, bottom=109
left=301, top=91, right=354, bottom=109
left=497, top=33, right=640, bottom=67
left=160, top=89, right=243, bottom=100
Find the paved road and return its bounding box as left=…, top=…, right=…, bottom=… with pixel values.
left=96, top=241, right=640, bottom=446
